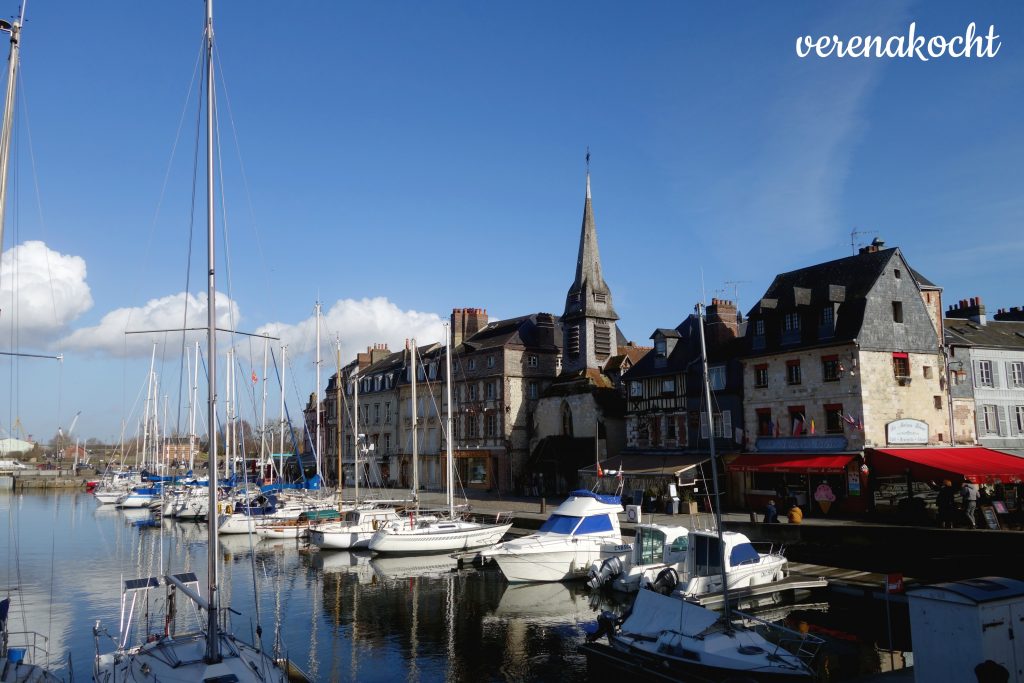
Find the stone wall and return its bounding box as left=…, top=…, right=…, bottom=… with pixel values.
left=858, top=349, right=948, bottom=447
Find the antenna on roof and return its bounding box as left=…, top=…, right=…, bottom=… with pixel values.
left=723, top=280, right=751, bottom=316
left=850, top=227, right=878, bottom=255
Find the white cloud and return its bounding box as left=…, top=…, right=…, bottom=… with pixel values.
left=61, top=291, right=241, bottom=357
left=256, top=297, right=445, bottom=364
left=0, top=240, right=93, bottom=347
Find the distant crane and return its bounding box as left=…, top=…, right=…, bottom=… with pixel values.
left=57, top=411, right=81, bottom=463
left=850, top=228, right=878, bottom=255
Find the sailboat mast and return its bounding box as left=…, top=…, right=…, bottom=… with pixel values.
left=335, top=339, right=343, bottom=503
left=315, top=301, right=322, bottom=480
left=278, top=345, right=287, bottom=459
left=203, top=0, right=221, bottom=663
left=410, top=339, right=419, bottom=512
left=260, top=336, right=269, bottom=474
left=0, top=4, right=24, bottom=253
left=444, top=324, right=454, bottom=516
left=353, top=367, right=359, bottom=500
left=696, top=301, right=731, bottom=617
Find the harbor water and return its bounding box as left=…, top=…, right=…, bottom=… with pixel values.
left=2, top=491, right=912, bottom=681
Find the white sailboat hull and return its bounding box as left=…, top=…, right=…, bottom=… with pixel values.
left=368, top=521, right=512, bottom=555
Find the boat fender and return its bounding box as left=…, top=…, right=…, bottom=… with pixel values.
left=651, top=566, right=679, bottom=595
left=373, top=520, right=380, bottom=531
left=225, top=504, right=232, bottom=516
left=217, top=502, right=223, bottom=514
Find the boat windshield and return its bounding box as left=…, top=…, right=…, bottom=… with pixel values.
left=538, top=513, right=613, bottom=535
left=729, top=543, right=760, bottom=566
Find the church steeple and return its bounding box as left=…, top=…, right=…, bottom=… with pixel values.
left=564, top=165, right=618, bottom=323
left=561, top=159, right=619, bottom=375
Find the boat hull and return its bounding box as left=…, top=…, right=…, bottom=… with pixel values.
left=369, top=522, right=512, bottom=555
left=485, top=540, right=630, bottom=583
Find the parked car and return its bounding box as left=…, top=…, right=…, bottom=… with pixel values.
left=0, top=459, right=28, bottom=469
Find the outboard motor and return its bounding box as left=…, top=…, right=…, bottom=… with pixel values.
left=650, top=566, right=679, bottom=595
left=586, top=611, right=622, bottom=643
left=586, top=556, right=623, bottom=590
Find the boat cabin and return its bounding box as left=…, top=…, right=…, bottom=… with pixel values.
left=632, top=524, right=689, bottom=567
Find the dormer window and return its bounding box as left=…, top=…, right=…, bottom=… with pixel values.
left=754, top=319, right=765, bottom=336
left=527, top=354, right=538, bottom=368
left=486, top=355, right=495, bottom=368
left=708, top=366, right=726, bottom=391
left=468, top=358, right=476, bottom=371
left=655, top=339, right=667, bottom=356
left=784, top=313, right=800, bottom=331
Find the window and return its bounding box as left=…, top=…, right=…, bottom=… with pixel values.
left=1015, top=406, right=1024, bottom=435
left=384, top=433, right=391, bottom=452
left=463, top=457, right=487, bottom=485
left=821, top=306, right=834, bottom=328
left=428, top=363, right=437, bottom=380
left=529, top=381, right=539, bottom=400
left=374, top=404, right=380, bottom=424
left=661, top=379, right=676, bottom=395
left=708, top=366, right=726, bottom=391
left=468, top=384, right=477, bottom=401
left=700, top=410, right=732, bottom=439
left=374, top=376, right=381, bottom=391
left=894, top=269, right=901, bottom=279
left=385, top=402, right=391, bottom=423
left=754, top=364, right=768, bottom=388
left=756, top=408, right=773, bottom=436
left=468, top=358, right=476, bottom=371
left=754, top=319, right=765, bottom=337
left=892, top=353, right=910, bottom=379
left=486, top=355, right=495, bottom=368
left=821, top=355, right=840, bottom=382
left=982, top=405, right=999, bottom=434
left=786, top=360, right=801, bottom=385
left=655, top=339, right=667, bottom=356
left=486, top=381, right=496, bottom=400
left=466, top=415, right=479, bottom=438
left=923, top=366, right=933, bottom=379
left=977, top=360, right=993, bottom=387
left=527, top=354, right=538, bottom=368
left=824, top=403, right=844, bottom=434
left=485, top=413, right=498, bottom=437
left=630, top=381, right=643, bottom=397
left=892, top=301, right=904, bottom=323
left=1010, top=362, right=1024, bottom=388
left=934, top=395, right=943, bottom=410
left=788, top=406, right=806, bottom=435
left=665, top=417, right=677, bottom=441
left=784, top=313, right=800, bottom=331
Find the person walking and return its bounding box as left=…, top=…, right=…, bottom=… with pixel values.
left=935, top=480, right=955, bottom=529
left=961, top=480, right=979, bottom=529
left=764, top=499, right=779, bottom=524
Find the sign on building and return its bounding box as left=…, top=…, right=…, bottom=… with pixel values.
left=886, top=418, right=929, bottom=445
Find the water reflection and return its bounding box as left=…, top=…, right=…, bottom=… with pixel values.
left=2, top=491, right=915, bottom=682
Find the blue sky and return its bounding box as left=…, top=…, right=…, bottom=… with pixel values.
left=0, top=0, right=1021, bottom=444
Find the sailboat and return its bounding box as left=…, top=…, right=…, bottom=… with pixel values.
left=0, top=8, right=63, bottom=681
left=368, top=325, right=513, bottom=554
left=580, top=303, right=822, bottom=682
left=92, top=3, right=302, bottom=680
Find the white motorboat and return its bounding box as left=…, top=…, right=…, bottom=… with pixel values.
left=480, top=489, right=630, bottom=583
left=116, top=485, right=161, bottom=508
left=367, top=327, right=512, bottom=555
left=587, top=522, right=689, bottom=592
left=581, top=302, right=822, bottom=683
left=309, top=507, right=403, bottom=549
left=587, top=524, right=790, bottom=597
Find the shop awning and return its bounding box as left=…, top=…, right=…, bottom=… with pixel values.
left=868, top=447, right=1024, bottom=484
left=727, top=453, right=856, bottom=474
left=579, top=452, right=713, bottom=478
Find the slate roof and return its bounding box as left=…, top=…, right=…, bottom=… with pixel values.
left=944, top=319, right=1024, bottom=350
left=623, top=314, right=745, bottom=381
left=459, top=313, right=563, bottom=353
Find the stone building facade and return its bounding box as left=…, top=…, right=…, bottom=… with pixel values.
left=945, top=298, right=1024, bottom=451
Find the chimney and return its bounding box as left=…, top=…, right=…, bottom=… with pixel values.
left=706, top=298, right=739, bottom=344
left=994, top=306, right=1024, bottom=322
left=858, top=237, right=886, bottom=255
left=945, top=296, right=987, bottom=325
left=451, top=307, right=489, bottom=346
left=535, top=313, right=556, bottom=349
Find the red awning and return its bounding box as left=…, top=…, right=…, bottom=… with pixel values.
left=868, top=447, right=1024, bottom=484
left=727, top=453, right=855, bottom=474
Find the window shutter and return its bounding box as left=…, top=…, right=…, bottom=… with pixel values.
left=723, top=410, right=732, bottom=438
left=975, top=408, right=985, bottom=436
left=991, top=362, right=1000, bottom=388
left=974, top=361, right=983, bottom=387
left=700, top=412, right=709, bottom=439
left=997, top=406, right=1008, bottom=437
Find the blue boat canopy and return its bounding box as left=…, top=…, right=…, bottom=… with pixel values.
left=568, top=489, right=621, bottom=506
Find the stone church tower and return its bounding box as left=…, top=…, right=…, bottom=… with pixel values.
left=560, top=173, right=620, bottom=377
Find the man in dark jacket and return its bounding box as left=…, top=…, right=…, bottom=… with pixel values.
left=764, top=499, right=779, bottom=524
